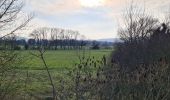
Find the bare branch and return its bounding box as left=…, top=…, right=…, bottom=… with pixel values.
left=0, top=15, right=34, bottom=39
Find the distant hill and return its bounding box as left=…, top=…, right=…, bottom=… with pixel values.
left=97, top=38, right=121, bottom=43
left=15, top=36, right=122, bottom=44
left=15, top=36, right=29, bottom=41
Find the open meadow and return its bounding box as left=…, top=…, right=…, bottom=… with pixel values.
left=20, top=49, right=112, bottom=70
left=14, top=49, right=112, bottom=98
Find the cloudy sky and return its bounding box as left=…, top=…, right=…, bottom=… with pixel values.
left=23, top=0, right=170, bottom=39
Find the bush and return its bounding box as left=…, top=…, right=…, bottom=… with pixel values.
left=24, top=44, right=29, bottom=50
left=91, top=44, right=100, bottom=50
left=68, top=56, right=170, bottom=100
left=111, top=23, right=170, bottom=72
left=14, top=46, right=21, bottom=50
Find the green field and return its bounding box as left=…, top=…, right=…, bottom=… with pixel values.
left=16, top=50, right=112, bottom=97
left=20, top=50, right=112, bottom=70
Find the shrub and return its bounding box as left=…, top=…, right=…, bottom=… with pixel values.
left=69, top=56, right=170, bottom=100
left=14, top=46, right=21, bottom=50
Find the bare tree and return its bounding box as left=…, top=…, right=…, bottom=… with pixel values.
left=0, top=0, right=33, bottom=39
left=50, top=28, right=58, bottom=50
left=29, top=27, right=83, bottom=50
left=79, top=35, right=86, bottom=49
left=118, top=2, right=158, bottom=43
left=73, top=31, right=80, bottom=49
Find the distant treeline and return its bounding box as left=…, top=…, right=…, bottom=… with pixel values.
left=0, top=28, right=113, bottom=50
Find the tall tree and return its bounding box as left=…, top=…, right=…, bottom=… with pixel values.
left=118, top=3, right=158, bottom=43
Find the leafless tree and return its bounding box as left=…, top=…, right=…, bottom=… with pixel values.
left=0, top=0, right=33, bottom=39
left=50, top=28, right=59, bottom=50
left=29, top=27, right=84, bottom=51
left=72, top=31, right=80, bottom=49
left=118, top=2, right=158, bottom=43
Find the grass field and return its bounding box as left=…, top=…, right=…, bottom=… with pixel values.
left=20, top=49, right=112, bottom=70
left=16, top=49, right=112, bottom=97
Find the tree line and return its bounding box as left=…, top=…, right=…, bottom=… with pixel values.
left=0, top=27, right=85, bottom=50
left=0, top=27, right=113, bottom=50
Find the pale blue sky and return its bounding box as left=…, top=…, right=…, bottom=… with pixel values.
left=23, top=0, right=170, bottom=39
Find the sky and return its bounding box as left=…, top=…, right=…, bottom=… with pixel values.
left=23, top=0, right=170, bottom=39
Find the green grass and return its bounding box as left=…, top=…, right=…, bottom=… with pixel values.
left=15, top=49, right=112, bottom=98
left=20, top=49, right=112, bottom=70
